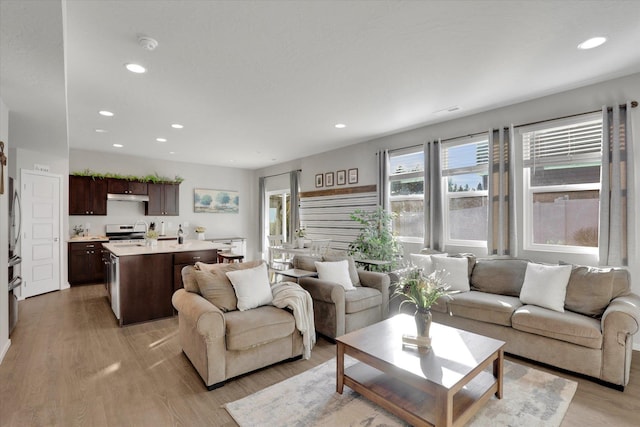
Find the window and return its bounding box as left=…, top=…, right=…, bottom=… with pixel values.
left=521, top=113, right=602, bottom=253
left=267, top=190, right=291, bottom=241
left=389, top=149, right=424, bottom=242
left=441, top=135, right=489, bottom=246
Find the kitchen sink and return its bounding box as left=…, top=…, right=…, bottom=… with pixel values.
left=113, top=243, right=145, bottom=247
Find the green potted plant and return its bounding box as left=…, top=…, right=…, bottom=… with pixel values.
left=347, top=207, right=402, bottom=272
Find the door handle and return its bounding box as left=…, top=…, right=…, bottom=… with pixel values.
left=53, top=237, right=59, bottom=242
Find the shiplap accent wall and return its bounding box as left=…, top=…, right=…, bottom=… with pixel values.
left=299, top=185, right=377, bottom=251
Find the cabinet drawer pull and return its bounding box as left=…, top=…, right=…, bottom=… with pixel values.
left=86, top=245, right=95, bottom=248
left=192, top=256, right=201, bottom=260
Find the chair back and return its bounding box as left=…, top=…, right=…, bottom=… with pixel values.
left=268, top=234, right=284, bottom=247
left=310, top=239, right=331, bottom=257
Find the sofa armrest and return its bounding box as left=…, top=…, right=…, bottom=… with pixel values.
left=298, top=277, right=346, bottom=303
left=602, top=293, right=640, bottom=337
left=172, top=289, right=225, bottom=339
left=358, top=270, right=391, bottom=318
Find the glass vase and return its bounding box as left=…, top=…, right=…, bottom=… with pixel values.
left=414, top=308, right=432, bottom=338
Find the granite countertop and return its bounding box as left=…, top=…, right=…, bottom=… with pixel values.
left=69, top=235, right=109, bottom=242
left=103, top=239, right=228, bottom=257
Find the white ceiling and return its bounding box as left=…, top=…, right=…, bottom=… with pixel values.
left=2, top=0, right=640, bottom=169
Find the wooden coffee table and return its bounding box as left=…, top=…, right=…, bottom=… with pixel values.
left=336, top=314, right=505, bottom=427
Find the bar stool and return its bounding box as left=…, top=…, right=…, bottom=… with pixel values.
left=218, top=253, right=244, bottom=263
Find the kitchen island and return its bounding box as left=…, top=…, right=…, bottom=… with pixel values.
left=103, top=239, right=228, bottom=326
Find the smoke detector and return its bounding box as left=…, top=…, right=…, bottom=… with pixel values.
left=138, top=36, right=158, bottom=51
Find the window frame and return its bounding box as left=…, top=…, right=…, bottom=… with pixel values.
left=441, top=134, right=489, bottom=248
left=388, top=147, right=425, bottom=244
left=519, top=113, right=602, bottom=256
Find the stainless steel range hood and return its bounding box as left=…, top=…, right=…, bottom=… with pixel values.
left=107, top=193, right=150, bottom=202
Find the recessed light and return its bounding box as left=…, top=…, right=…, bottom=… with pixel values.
left=578, top=37, right=607, bottom=50
left=156, top=138, right=167, bottom=142
left=113, top=143, right=123, bottom=148
left=335, top=123, right=346, bottom=129
left=95, top=129, right=107, bottom=133
left=169, top=151, right=175, bottom=154
left=171, top=123, right=184, bottom=129
left=99, top=110, right=114, bottom=117
left=125, top=63, right=146, bottom=73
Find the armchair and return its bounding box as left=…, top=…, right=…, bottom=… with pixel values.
left=294, top=254, right=390, bottom=340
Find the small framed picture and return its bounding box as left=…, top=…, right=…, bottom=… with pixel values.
left=315, top=173, right=323, bottom=188
left=348, top=168, right=359, bottom=184
left=336, top=170, right=346, bottom=185
left=325, top=172, right=334, bottom=187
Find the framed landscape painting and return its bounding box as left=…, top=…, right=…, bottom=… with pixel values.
left=194, top=188, right=239, bottom=213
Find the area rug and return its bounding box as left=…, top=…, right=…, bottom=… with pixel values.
left=225, top=356, right=577, bottom=427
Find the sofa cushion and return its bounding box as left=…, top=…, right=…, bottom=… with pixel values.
left=345, top=287, right=382, bottom=314
left=409, top=253, right=446, bottom=274
left=226, top=262, right=273, bottom=311
left=224, top=306, right=296, bottom=351
left=433, top=256, right=470, bottom=292
left=512, top=305, right=602, bottom=349
left=470, top=258, right=529, bottom=297
left=564, top=265, right=615, bottom=317
left=192, top=269, right=238, bottom=312
left=292, top=255, right=323, bottom=272
left=322, top=254, right=361, bottom=287
left=192, top=260, right=263, bottom=312
left=448, top=291, right=522, bottom=326
left=519, top=263, right=572, bottom=312
left=315, top=260, right=356, bottom=291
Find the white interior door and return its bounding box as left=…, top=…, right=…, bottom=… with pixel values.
left=21, top=170, right=61, bottom=298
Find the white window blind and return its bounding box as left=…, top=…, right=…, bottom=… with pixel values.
left=441, top=136, right=489, bottom=177
left=523, top=116, right=602, bottom=168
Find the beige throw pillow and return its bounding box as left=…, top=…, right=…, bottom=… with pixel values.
left=564, top=265, right=614, bottom=317
left=192, top=269, right=238, bottom=312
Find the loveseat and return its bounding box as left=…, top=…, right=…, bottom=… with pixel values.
left=293, top=253, right=390, bottom=340
left=172, top=260, right=304, bottom=390
left=405, top=254, right=640, bottom=389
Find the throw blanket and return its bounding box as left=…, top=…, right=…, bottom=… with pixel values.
left=271, top=282, right=316, bottom=359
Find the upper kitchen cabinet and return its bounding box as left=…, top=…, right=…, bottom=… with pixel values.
left=69, top=175, right=108, bottom=215
left=107, top=178, right=148, bottom=195
left=146, top=183, right=179, bottom=216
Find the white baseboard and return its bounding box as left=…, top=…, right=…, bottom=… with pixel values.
left=0, top=338, right=11, bottom=364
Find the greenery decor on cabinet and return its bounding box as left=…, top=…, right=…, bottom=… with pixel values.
left=347, top=207, right=402, bottom=272
left=71, top=169, right=184, bottom=184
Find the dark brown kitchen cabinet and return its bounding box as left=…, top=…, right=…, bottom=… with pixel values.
left=107, top=178, right=148, bottom=195
left=146, top=183, right=179, bottom=216
left=69, top=176, right=108, bottom=215
left=173, top=249, right=218, bottom=292
left=68, top=241, right=106, bottom=285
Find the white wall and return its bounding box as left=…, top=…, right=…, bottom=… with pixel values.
left=69, top=149, right=258, bottom=259
left=258, top=72, right=640, bottom=294
left=0, top=97, right=10, bottom=362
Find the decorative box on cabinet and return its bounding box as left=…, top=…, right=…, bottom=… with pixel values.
left=69, top=176, right=108, bottom=215
left=146, top=183, right=179, bottom=216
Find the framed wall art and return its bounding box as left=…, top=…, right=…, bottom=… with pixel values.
left=348, top=168, right=359, bottom=184
left=315, top=173, right=323, bottom=188
left=194, top=188, right=239, bottom=213
left=325, top=172, right=334, bottom=187
left=336, top=169, right=346, bottom=185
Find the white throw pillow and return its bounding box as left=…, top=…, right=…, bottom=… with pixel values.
left=409, top=253, right=448, bottom=275
left=432, top=256, right=470, bottom=292
left=314, top=260, right=355, bottom=291
left=519, top=263, right=572, bottom=313
left=225, top=263, right=273, bottom=311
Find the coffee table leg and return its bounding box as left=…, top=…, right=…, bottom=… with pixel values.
left=494, top=349, right=504, bottom=399
left=336, top=341, right=344, bottom=394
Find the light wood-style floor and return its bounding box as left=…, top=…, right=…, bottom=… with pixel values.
left=1, top=285, right=639, bottom=426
